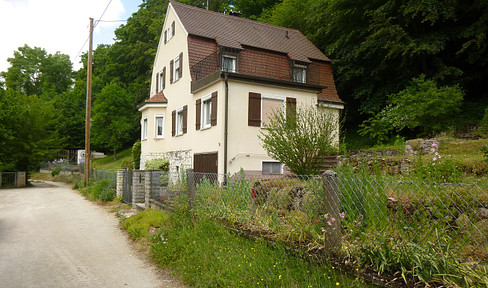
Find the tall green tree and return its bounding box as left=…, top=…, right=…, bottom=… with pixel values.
left=91, top=81, right=135, bottom=160
left=1, top=45, right=72, bottom=97
left=0, top=90, right=60, bottom=171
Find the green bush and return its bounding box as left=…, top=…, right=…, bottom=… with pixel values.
left=121, top=158, right=133, bottom=170
left=132, top=140, right=141, bottom=169
left=88, top=179, right=115, bottom=202
left=145, top=158, right=169, bottom=171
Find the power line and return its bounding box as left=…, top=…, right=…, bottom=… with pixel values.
left=73, top=0, right=126, bottom=64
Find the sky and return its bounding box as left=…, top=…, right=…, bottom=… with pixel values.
left=0, top=0, right=142, bottom=73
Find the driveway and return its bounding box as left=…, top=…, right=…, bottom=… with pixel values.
left=0, top=181, right=184, bottom=288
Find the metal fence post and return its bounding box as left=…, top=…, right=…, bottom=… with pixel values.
left=322, top=170, right=342, bottom=254
left=186, top=169, right=195, bottom=208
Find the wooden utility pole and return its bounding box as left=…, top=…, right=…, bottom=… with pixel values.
left=84, top=17, right=94, bottom=186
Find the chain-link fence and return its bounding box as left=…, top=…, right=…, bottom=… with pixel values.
left=181, top=170, right=488, bottom=284
left=91, top=169, right=117, bottom=188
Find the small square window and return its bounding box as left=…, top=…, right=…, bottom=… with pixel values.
left=155, top=115, right=164, bottom=138
left=262, top=162, right=282, bottom=174
left=222, top=55, right=236, bottom=73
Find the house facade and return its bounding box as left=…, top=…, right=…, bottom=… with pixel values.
left=138, top=0, right=344, bottom=176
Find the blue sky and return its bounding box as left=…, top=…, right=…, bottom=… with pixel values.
left=0, top=0, right=143, bottom=72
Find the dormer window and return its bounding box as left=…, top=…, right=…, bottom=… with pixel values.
left=292, top=62, right=307, bottom=83
left=222, top=55, right=236, bottom=73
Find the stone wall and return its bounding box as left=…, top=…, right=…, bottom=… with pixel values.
left=132, top=170, right=146, bottom=205
left=140, top=150, right=192, bottom=182
left=405, top=139, right=439, bottom=156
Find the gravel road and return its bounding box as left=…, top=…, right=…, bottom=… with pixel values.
left=0, top=181, right=185, bottom=288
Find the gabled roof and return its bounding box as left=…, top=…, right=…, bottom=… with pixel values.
left=170, top=0, right=330, bottom=63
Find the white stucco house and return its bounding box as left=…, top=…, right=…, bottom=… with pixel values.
left=138, top=0, right=344, bottom=176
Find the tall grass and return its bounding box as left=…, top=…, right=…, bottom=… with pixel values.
left=150, top=207, right=371, bottom=287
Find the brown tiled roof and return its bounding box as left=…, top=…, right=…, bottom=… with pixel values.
left=146, top=92, right=168, bottom=103
left=170, top=1, right=330, bottom=63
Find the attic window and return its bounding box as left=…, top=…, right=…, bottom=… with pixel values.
left=164, top=21, right=175, bottom=44
left=222, top=55, right=236, bottom=73
left=292, top=63, right=307, bottom=83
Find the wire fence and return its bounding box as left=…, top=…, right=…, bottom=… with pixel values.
left=177, top=170, right=488, bottom=283
left=91, top=169, right=117, bottom=188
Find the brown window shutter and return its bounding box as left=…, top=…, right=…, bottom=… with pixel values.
left=170, top=60, right=174, bottom=83
left=286, top=97, right=297, bottom=114
left=286, top=97, right=297, bottom=125
left=183, top=105, right=188, bottom=134
left=195, top=99, right=201, bottom=130
left=248, top=92, right=261, bottom=127
left=172, top=21, right=175, bottom=36
left=164, top=30, right=167, bottom=43
left=211, top=91, right=217, bottom=126
left=162, top=67, right=166, bottom=90
left=155, top=73, right=159, bottom=93
left=178, top=53, right=183, bottom=79
left=171, top=110, right=176, bottom=137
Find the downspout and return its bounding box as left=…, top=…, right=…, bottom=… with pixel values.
left=224, top=73, right=229, bottom=184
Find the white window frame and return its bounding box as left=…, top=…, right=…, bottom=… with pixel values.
left=260, top=94, right=286, bottom=128
left=164, top=25, right=173, bottom=43
left=201, top=94, right=212, bottom=130
left=158, top=70, right=164, bottom=92
left=155, top=114, right=164, bottom=139
left=175, top=107, right=184, bottom=136
left=262, top=161, right=283, bottom=174
left=293, top=64, right=307, bottom=83
left=142, top=116, right=148, bottom=140
left=174, top=55, right=180, bottom=82
left=222, top=55, right=237, bottom=73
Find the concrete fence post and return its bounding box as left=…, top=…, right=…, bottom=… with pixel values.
left=16, top=172, right=26, bottom=188
left=186, top=169, right=195, bottom=208
left=116, top=169, right=125, bottom=198
left=132, top=170, right=145, bottom=207
left=321, top=170, right=342, bottom=254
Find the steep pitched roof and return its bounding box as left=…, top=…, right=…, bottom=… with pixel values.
left=170, top=1, right=330, bottom=63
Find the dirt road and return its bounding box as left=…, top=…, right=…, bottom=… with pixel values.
left=0, top=181, right=184, bottom=288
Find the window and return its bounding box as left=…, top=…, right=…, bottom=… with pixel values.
left=142, top=117, right=148, bottom=140
left=292, top=63, right=307, bottom=83
left=172, top=106, right=187, bottom=136
left=261, top=95, right=285, bottom=127
left=176, top=108, right=184, bottom=136
left=201, top=95, right=212, bottom=129
left=222, top=55, right=236, bottom=73
left=157, top=68, right=165, bottom=92
left=164, top=21, right=175, bottom=44
left=155, top=115, right=164, bottom=138
left=262, top=162, right=282, bottom=174
left=171, top=53, right=183, bottom=83
left=196, top=92, right=217, bottom=130
left=249, top=93, right=296, bottom=127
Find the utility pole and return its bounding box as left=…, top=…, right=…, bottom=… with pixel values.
left=84, top=17, right=94, bottom=186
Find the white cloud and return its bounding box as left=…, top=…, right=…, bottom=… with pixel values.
left=0, top=0, right=128, bottom=72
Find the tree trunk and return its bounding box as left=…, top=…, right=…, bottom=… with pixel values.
left=113, top=150, right=117, bottom=161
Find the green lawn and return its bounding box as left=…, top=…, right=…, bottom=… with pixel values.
left=92, top=148, right=132, bottom=171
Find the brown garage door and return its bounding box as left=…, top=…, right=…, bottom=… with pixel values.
left=193, top=152, right=218, bottom=174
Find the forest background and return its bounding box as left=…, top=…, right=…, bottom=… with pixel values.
left=1, top=0, right=487, bottom=172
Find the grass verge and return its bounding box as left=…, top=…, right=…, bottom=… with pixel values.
left=92, top=148, right=132, bottom=171
left=136, top=206, right=371, bottom=288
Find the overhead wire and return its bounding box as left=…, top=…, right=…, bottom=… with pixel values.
left=73, top=0, right=127, bottom=64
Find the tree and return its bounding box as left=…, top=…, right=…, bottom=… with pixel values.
left=1, top=45, right=72, bottom=97
left=359, top=75, right=464, bottom=142
left=91, top=81, right=135, bottom=160
left=259, top=105, right=339, bottom=175
left=0, top=90, right=60, bottom=171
